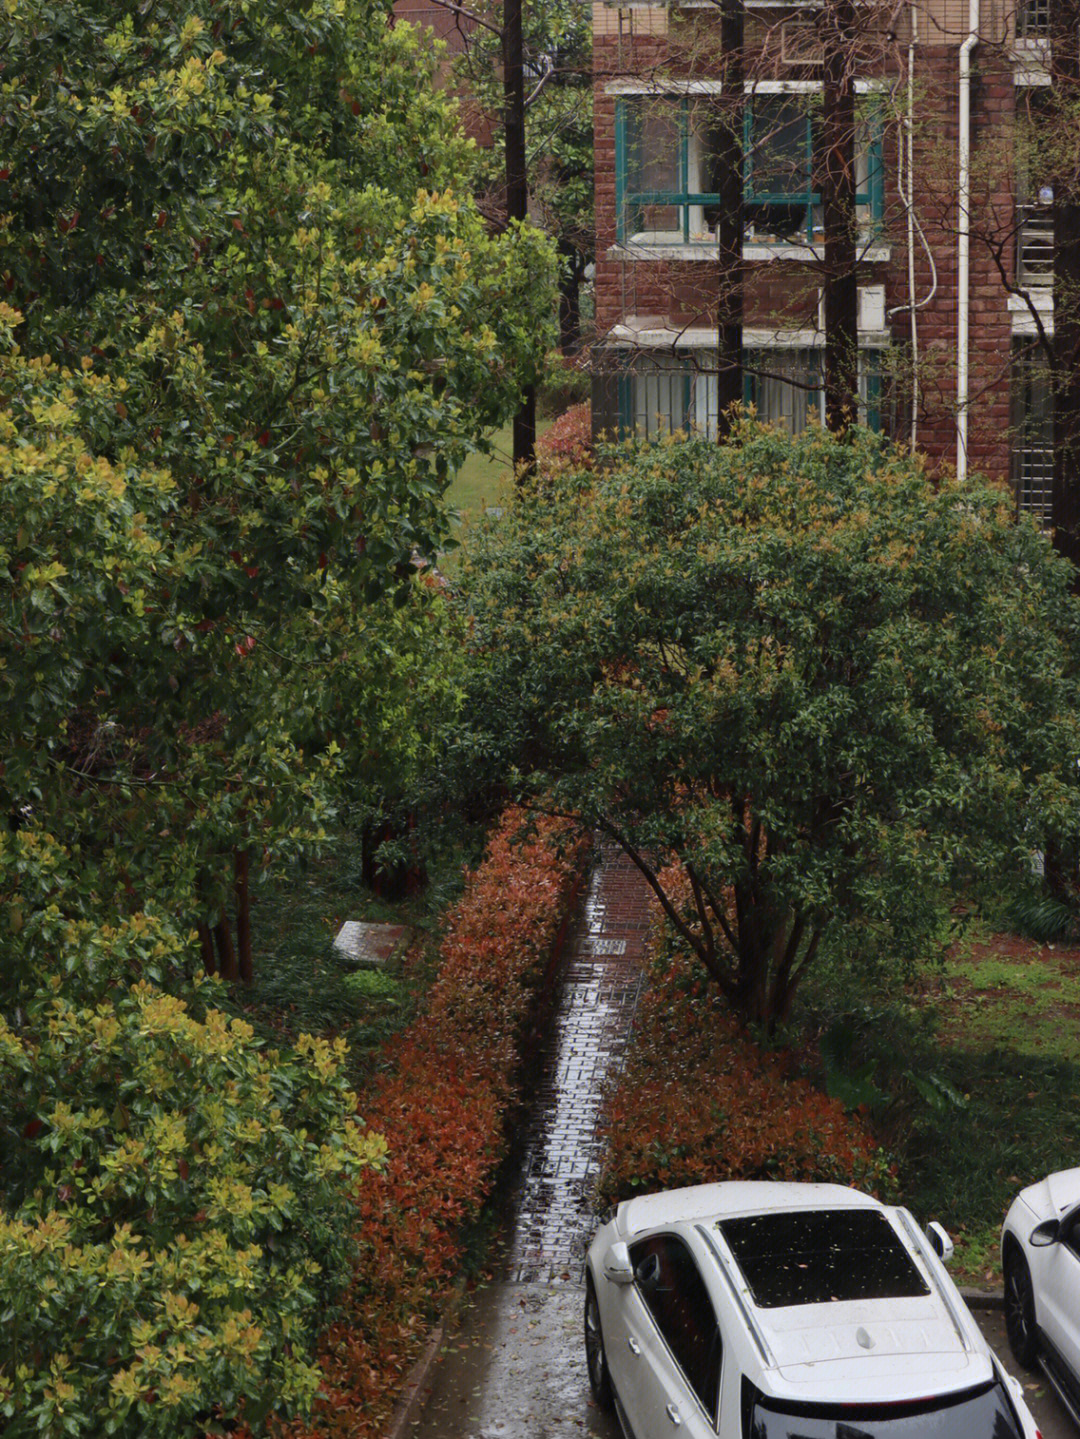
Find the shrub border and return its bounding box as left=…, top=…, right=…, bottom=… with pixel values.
left=285, top=807, right=589, bottom=1438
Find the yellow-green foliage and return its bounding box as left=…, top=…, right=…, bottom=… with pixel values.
left=0, top=978, right=386, bottom=1437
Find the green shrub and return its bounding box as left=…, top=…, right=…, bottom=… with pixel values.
left=0, top=982, right=386, bottom=1438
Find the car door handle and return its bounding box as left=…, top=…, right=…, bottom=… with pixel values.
left=665, top=1403, right=682, bottom=1426
left=627, top=1336, right=641, bottom=1354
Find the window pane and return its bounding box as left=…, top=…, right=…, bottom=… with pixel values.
left=630, top=362, right=688, bottom=437
left=749, top=97, right=812, bottom=197
left=627, top=101, right=680, bottom=195
left=630, top=1235, right=722, bottom=1421
left=1012, top=346, right=1052, bottom=523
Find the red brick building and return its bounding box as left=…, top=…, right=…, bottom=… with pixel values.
left=590, top=0, right=1055, bottom=515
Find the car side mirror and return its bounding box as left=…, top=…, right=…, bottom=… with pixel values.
left=926, top=1222, right=954, bottom=1263
left=1030, top=1218, right=1060, bottom=1247
left=603, top=1241, right=635, bottom=1285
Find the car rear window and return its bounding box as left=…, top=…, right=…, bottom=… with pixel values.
left=743, top=1379, right=1023, bottom=1439
left=717, top=1209, right=930, bottom=1308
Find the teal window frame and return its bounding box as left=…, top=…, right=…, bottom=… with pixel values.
left=614, top=93, right=884, bottom=248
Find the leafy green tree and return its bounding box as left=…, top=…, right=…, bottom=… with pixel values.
left=451, top=0, right=593, bottom=351
left=0, top=977, right=386, bottom=1437
left=461, top=423, right=1080, bottom=1027
left=0, top=0, right=552, bottom=976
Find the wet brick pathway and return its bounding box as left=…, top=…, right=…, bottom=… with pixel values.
left=505, top=842, right=653, bottom=1283
left=411, top=843, right=653, bottom=1438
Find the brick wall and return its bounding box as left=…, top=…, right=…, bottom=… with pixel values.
left=593, top=16, right=1027, bottom=485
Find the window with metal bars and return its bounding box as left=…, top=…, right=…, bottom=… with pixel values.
left=1015, top=87, right=1054, bottom=289
left=1011, top=345, right=1053, bottom=523
left=616, top=348, right=881, bottom=438
left=1016, top=0, right=1049, bottom=38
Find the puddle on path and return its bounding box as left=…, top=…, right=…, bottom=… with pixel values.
left=411, top=845, right=652, bottom=1439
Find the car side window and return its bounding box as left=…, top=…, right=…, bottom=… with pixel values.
left=1063, top=1214, right=1080, bottom=1261
left=629, top=1233, right=723, bottom=1423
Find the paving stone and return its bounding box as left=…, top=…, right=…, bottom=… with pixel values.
left=331, top=920, right=408, bottom=970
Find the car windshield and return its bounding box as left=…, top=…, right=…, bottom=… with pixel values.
left=746, top=1381, right=1023, bottom=1439
left=718, top=1209, right=929, bottom=1307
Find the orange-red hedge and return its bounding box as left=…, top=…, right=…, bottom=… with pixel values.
left=285, top=808, right=588, bottom=1439
left=599, top=945, right=892, bottom=1206
left=536, top=402, right=591, bottom=468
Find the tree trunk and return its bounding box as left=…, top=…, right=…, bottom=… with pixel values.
left=504, top=0, right=536, bottom=473
left=235, top=848, right=253, bottom=986
left=559, top=251, right=583, bottom=354
left=1051, top=0, right=1080, bottom=571
left=819, top=0, right=859, bottom=431
left=197, top=920, right=216, bottom=976
left=214, top=911, right=239, bottom=984
left=715, top=0, right=744, bottom=433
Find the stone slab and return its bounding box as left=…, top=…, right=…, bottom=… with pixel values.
left=332, top=920, right=409, bottom=970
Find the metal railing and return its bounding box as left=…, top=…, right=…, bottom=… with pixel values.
left=1017, top=204, right=1054, bottom=288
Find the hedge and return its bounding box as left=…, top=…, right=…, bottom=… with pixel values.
left=284, top=807, right=589, bottom=1438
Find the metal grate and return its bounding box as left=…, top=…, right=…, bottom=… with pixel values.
left=1012, top=348, right=1053, bottom=524
left=1017, top=0, right=1050, bottom=36
left=1017, top=204, right=1054, bottom=288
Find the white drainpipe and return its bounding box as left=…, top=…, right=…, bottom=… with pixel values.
left=956, top=0, right=979, bottom=479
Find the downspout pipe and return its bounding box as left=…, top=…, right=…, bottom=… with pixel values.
left=956, top=0, right=979, bottom=479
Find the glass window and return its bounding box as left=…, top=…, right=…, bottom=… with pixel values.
left=718, top=1209, right=929, bottom=1309
left=629, top=1234, right=722, bottom=1422
left=615, top=94, right=883, bottom=248
left=744, top=1378, right=1023, bottom=1439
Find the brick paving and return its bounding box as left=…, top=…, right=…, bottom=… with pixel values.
left=502, top=841, right=653, bottom=1284
left=411, top=842, right=652, bottom=1439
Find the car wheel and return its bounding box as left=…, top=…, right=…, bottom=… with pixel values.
left=1004, top=1249, right=1040, bottom=1370
left=585, top=1275, right=614, bottom=1410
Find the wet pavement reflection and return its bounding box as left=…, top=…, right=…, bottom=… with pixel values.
left=411, top=845, right=652, bottom=1438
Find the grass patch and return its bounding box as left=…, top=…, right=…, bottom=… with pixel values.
left=239, top=829, right=480, bottom=1083
left=799, top=922, right=1080, bottom=1285
left=444, top=420, right=553, bottom=529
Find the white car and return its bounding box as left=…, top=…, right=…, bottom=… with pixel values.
left=1002, top=1167, right=1080, bottom=1427
left=585, top=1180, right=1039, bottom=1438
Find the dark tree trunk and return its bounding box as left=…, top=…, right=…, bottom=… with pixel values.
left=214, top=911, right=239, bottom=984
left=559, top=250, right=583, bottom=355
left=235, top=848, right=253, bottom=986
left=504, top=0, right=536, bottom=473
left=819, top=0, right=859, bottom=431
left=197, top=920, right=216, bottom=976
left=715, top=0, right=744, bottom=432
left=1051, top=0, right=1080, bottom=571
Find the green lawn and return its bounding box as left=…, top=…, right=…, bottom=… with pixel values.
left=804, top=922, right=1080, bottom=1286
left=445, top=420, right=552, bottom=528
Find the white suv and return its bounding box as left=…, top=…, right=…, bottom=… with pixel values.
left=1002, top=1166, right=1080, bottom=1429
left=585, top=1180, right=1039, bottom=1438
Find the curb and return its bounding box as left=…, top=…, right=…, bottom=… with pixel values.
left=383, top=1314, right=451, bottom=1439
left=960, top=1286, right=1005, bottom=1310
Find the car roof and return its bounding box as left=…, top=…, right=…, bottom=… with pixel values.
left=616, top=1180, right=881, bottom=1237
left=614, top=1183, right=994, bottom=1402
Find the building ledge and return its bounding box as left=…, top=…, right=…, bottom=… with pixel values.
left=1009, top=289, right=1054, bottom=337
left=606, top=242, right=891, bottom=264
left=603, top=322, right=893, bottom=349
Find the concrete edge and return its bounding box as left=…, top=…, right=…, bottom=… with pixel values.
left=383, top=1314, right=451, bottom=1439
left=960, top=1286, right=1005, bottom=1310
